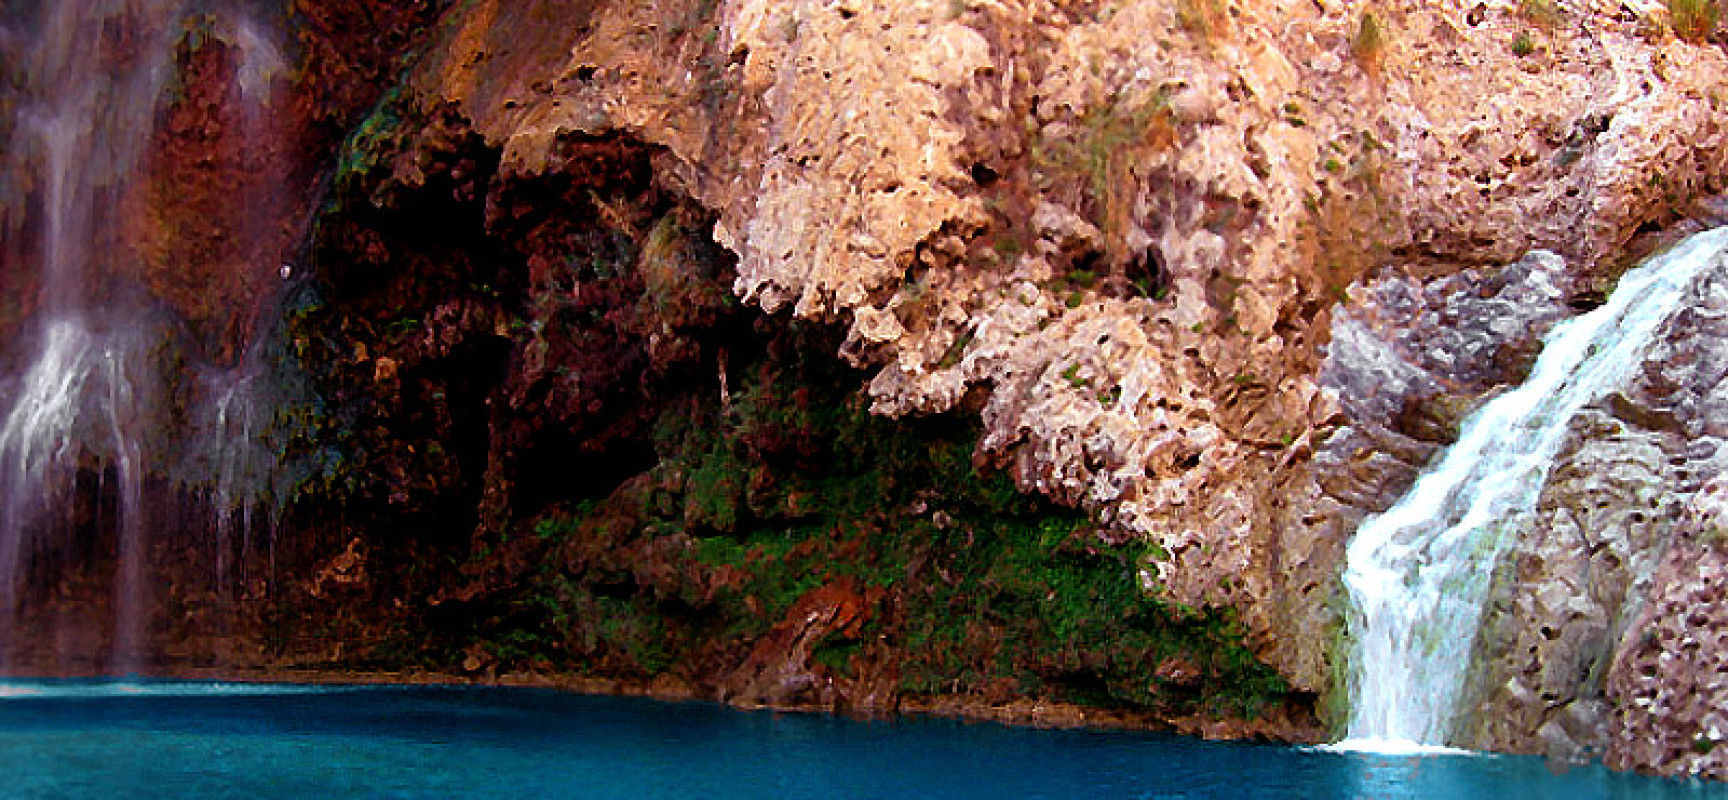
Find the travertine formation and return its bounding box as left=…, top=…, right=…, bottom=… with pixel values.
left=394, top=0, right=1728, bottom=703
left=372, top=0, right=1728, bottom=750
left=9, top=0, right=1697, bottom=773
left=1301, top=250, right=1583, bottom=701
left=1605, top=474, right=1728, bottom=780
left=1463, top=419, right=1684, bottom=761
left=1424, top=252, right=1728, bottom=774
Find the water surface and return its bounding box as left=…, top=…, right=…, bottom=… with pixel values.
left=0, top=681, right=1714, bottom=799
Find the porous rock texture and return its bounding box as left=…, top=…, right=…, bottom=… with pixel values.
left=1461, top=417, right=1685, bottom=761
left=12, top=0, right=1714, bottom=768
left=1305, top=248, right=1585, bottom=709
left=6, top=0, right=1724, bottom=760
left=1605, top=473, right=1728, bottom=780
left=396, top=0, right=1728, bottom=705
left=1438, top=248, right=1728, bottom=773
left=1594, top=257, right=1728, bottom=780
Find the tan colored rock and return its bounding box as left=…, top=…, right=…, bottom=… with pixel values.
left=395, top=0, right=1728, bottom=733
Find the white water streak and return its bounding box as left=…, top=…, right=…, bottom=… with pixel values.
left=1339, top=227, right=1728, bottom=749
left=0, top=0, right=295, bottom=671
left=0, top=0, right=186, bottom=670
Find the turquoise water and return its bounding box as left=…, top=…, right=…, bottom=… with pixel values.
left=0, top=681, right=1715, bottom=799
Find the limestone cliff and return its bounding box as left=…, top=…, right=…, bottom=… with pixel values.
left=373, top=0, right=1728, bottom=728
left=7, top=0, right=1727, bottom=777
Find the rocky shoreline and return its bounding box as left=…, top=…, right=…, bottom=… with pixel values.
left=1, top=663, right=1322, bottom=743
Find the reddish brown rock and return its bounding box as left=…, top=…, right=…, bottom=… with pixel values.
left=15, top=0, right=1727, bottom=771
left=133, top=28, right=299, bottom=363
left=721, top=577, right=889, bottom=710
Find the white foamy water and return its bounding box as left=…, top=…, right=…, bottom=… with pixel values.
left=1316, top=737, right=1480, bottom=757
left=1339, top=227, right=1728, bottom=746
left=0, top=0, right=190, bottom=672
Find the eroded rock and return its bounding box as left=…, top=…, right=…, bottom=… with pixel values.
left=395, top=1, right=1728, bottom=707
left=99, top=0, right=1728, bottom=765
left=1444, top=253, right=1728, bottom=760
left=1604, top=475, right=1728, bottom=780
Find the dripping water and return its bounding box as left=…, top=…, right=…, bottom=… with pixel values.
left=0, top=0, right=189, bottom=673
left=0, top=0, right=296, bottom=673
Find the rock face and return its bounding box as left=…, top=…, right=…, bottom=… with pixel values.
left=1294, top=249, right=1581, bottom=700
left=0, top=0, right=448, bottom=362
left=274, top=0, right=1728, bottom=765
left=384, top=0, right=1728, bottom=701
left=720, top=577, right=889, bottom=709
left=1460, top=416, right=1684, bottom=759
left=277, top=79, right=1312, bottom=734
left=1605, top=475, right=1728, bottom=780
left=1592, top=260, right=1728, bottom=780
left=1440, top=253, right=1728, bottom=772
left=0, top=0, right=450, bottom=674
left=6, top=0, right=1728, bottom=774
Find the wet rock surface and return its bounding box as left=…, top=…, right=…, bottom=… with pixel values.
left=1453, top=249, right=1728, bottom=767
left=1272, top=250, right=1580, bottom=694
left=3, top=0, right=1728, bottom=773
left=1460, top=416, right=1682, bottom=759
left=1594, top=259, right=1728, bottom=780
left=385, top=0, right=1728, bottom=712
left=0, top=0, right=449, bottom=361
left=227, top=79, right=1312, bottom=735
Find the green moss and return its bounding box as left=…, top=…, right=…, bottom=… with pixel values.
left=889, top=510, right=1286, bottom=716
left=391, top=320, right=1288, bottom=720
left=686, top=441, right=747, bottom=532
left=331, top=84, right=411, bottom=203
left=647, top=360, right=1287, bottom=715
left=1352, top=11, right=1386, bottom=73
left=1062, top=363, right=1090, bottom=388
left=811, top=633, right=864, bottom=676
left=1669, top=0, right=1721, bottom=41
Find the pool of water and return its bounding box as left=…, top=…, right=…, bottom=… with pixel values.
left=0, top=680, right=1716, bottom=799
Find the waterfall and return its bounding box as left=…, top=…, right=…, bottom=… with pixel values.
left=1336, top=227, right=1728, bottom=750
left=0, top=1, right=295, bottom=672
left=0, top=0, right=188, bottom=673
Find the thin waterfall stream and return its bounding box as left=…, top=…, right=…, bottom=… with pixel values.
left=1337, top=227, right=1728, bottom=750
left=0, top=0, right=189, bottom=672
left=0, top=1, right=295, bottom=672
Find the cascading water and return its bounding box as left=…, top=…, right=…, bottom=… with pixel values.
left=179, top=346, right=301, bottom=606
left=0, top=321, right=153, bottom=664
left=1337, top=227, right=1728, bottom=750
left=0, top=0, right=190, bottom=672
left=0, top=1, right=298, bottom=672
